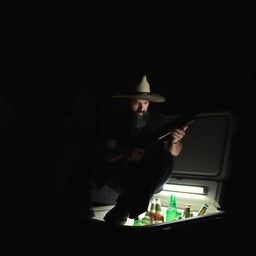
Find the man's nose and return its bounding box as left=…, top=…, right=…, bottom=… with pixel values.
left=138, top=104, right=143, bottom=111
left=141, top=105, right=147, bottom=112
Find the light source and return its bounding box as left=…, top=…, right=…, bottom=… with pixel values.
left=163, top=184, right=207, bottom=195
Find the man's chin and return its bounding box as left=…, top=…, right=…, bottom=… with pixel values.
left=132, top=111, right=147, bottom=120
left=134, top=113, right=144, bottom=119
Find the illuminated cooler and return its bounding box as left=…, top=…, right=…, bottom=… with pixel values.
left=91, top=111, right=236, bottom=227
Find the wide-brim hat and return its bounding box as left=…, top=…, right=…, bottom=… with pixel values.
left=111, top=75, right=166, bottom=103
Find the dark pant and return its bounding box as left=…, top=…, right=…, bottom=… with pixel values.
left=95, top=148, right=173, bottom=218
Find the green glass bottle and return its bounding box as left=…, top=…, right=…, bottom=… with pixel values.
left=166, top=194, right=178, bottom=222
left=133, top=216, right=141, bottom=226
left=141, top=210, right=151, bottom=225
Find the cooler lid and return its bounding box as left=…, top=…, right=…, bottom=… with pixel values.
left=171, top=111, right=237, bottom=181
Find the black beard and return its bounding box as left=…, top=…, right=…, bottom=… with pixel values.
left=131, top=111, right=148, bottom=130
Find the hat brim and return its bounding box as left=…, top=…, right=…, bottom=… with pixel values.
left=111, top=93, right=166, bottom=103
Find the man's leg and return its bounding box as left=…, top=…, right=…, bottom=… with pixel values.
left=104, top=148, right=173, bottom=223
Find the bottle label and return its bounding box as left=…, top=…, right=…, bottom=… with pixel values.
left=184, top=207, right=191, bottom=218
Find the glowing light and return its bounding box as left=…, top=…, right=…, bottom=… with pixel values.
left=163, top=184, right=206, bottom=195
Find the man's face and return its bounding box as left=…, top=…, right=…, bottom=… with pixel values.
left=129, top=99, right=149, bottom=116
left=128, top=99, right=149, bottom=130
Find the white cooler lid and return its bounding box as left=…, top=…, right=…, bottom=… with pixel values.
left=172, top=111, right=237, bottom=181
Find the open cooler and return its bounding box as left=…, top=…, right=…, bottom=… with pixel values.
left=90, top=111, right=236, bottom=227
left=66, top=110, right=238, bottom=256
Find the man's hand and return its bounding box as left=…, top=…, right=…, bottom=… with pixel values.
left=170, top=125, right=188, bottom=144
left=124, top=147, right=145, bottom=162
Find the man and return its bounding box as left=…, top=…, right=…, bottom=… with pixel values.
left=94, top=75, right=188, bottom=225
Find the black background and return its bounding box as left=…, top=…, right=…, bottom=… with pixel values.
left=1, top=1, right=255, bottom=255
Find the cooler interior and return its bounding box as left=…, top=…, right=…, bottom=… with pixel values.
left=92, top=178, right=223, bottom=226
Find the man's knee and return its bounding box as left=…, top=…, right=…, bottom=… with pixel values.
left=151, top=148, right=173, bottom=170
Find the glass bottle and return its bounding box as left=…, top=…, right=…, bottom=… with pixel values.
left=155, top=198, right=164, bottom=223
left=166, top=194, right=178, bottom=222
left=148, top=198, right=156, bottom=224
left=197, top=204, right=209, bottom=216
left=133, top=216, right=141, bottom=226
left=183, top=204, right=191, bottom=218
left=141, top=210, right=151, bottom=225
left=190, top=208, right=194, bottom=217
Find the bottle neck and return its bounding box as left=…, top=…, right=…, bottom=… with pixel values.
left=156, top=205, right=161, bottom=212
left=169, top=195, right=176, bottom=207
left=169, top=201, right=176, bottom=207
left=150, top=204, right=155, bottom=211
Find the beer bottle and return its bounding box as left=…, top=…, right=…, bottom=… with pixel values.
left=197, top=204, right=209, bottom=216
left=148, top=198, right=156, bottom=224
left=133, top=216, right=141, bottom=226
left=190, top=208, right=194, bottom=217
left=183, top=204, right=191, bottom=218
left=155, top=198, right=164, bottom=223
left=141, top=210, right=151, bottom=225
left=166, top=194, right=178, bottom=222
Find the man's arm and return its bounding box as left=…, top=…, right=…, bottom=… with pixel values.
left=102, top=139, right=124, bottom=162
left=164, top=125, right=188, bottom=156
left=165, top=140, right=183, bottom=156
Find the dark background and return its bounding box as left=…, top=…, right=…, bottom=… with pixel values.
left=1, top=1, right=255, bottom=254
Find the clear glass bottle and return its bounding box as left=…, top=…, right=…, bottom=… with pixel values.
left=148, top=198, right=156, bottom=224
left=197, top=204, right=209, bottom=216
left=155, top=198, right=164, bottom=223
